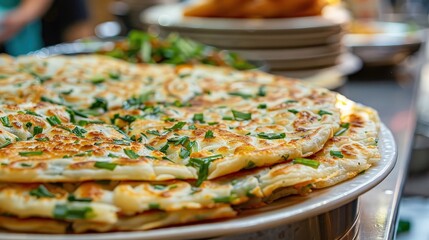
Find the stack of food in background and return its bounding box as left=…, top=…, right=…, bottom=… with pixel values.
left=141, top=0, right=356, bottom=88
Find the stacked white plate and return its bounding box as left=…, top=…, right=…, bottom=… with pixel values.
left=142, top=4, right=361, bottom=88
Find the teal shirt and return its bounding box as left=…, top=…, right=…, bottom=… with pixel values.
left=1, top=0, right=43, bottom=56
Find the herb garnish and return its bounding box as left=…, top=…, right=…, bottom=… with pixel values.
left=46, top=115, right=61, bottom=126
left=179, top=147, right=190, bottom=159
left=166, top=121, right=186, bottom=131
left=257, top=85, right=266, bottom=97
left=334, top=123, right=350, bottom=136
left=188, top=154, right=223, bottom=186
left=257, top=132, right=286, bottom=139
left=71, top=127, right=87, bottom=138
left=19, top=151, right=43, bottom=156
left=232, top=110, right=252, bottom=121
left=67, top=194, right=93, bottom=202
left=257, top=103, right=267, bottom=109
left=53, top=204, right=94, bottom=220
left=213, top=195, right=237, bottom=203
left=124, top=149, right=139, bottom=159
left=330, top=150, right=344, bottom=158
left=318, top=110, right=332, bottom=116
left=159, top=143, right=169, bottom=154
left=288, top=109, right=299, bottom=114
left=228, top=92, right=253, bottom=99
left=146, top=129, right=161, bottom=136
left=0, top=140, right=12, bottom=149
left=0, top=116, right=11, bottom=127
left=29, top=185, right=55, bottom=198
left=204, top=130, right=214, bottom=139
left=293, top=158, right=320, bottom=169
left=89, top=97, right=108, bottom=112
left=193, top=113, right=204, bottom=123
left=94, top=161, right=117, bottom=171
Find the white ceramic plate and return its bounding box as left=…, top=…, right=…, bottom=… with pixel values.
left=344, top=21, right=423, bottom=65
left=272, top=53, right=362, bottom=86
left=230, top=43, right=343, bottom=60
left=0, top=124, right=397, bottom=240
left=265, top=51, right=342, bottom=70
left=164, top=29, right=343, bottom=48
left=142, top=4, right=349, bottom=33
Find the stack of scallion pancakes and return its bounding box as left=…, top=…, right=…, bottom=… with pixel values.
left=0, top=54, right=381, bottom=234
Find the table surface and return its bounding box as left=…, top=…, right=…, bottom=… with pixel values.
left=338, top=50, right=423, bottom=239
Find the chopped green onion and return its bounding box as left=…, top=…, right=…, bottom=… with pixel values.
left=318, top=110, right=332, bottom=116
left=24, top=110, right=41, bottom=117
left=46, top=115, right=62, bottom=126
left=0, top=140, right=12, bottom=149
left=71, top=127, right=87, bottom=138
left=232, top=110, right=252, bottom=121
left=257, top=132, right=286, bottom=140
left=67, top=194, right=93, bottom=202
left=0, top=116, right=11, bottom=127
left=213, top=195, right=236, bottom=203
left=118, top=115, right=137, bottom=123
left=188, top=154, right=223, bottom=186
left=244, top=161, right=256, bottom=169
left=204, top=130, right=214, bottom=139
left=257, top=85, right=266, bottom=97
left=330, top=150, right=344, bottom=158
left=53, top=204, right=94, bottom=220
left=193, top=113, right=204, bottom=123
left=222, top=116, right=234, bottom=120
left=288, top=109, right=299, bottom=114
left=228, top=92, right=253, bottom=99
left=89, top=76, right=105, bottom=84
left=29, top=185, right=55, bottom=198
left=166, top=121, right=186, bottom=131
left=109, top=72, right=121, bottom=80
left=293, top=158, right=320, bottom=169
left=77, top=120, right=105, bottom=126
left=334, top=123, right=350, bottom=136
left=146, top=129, right=160, bottom=136
left=33, top=126, right=43, bottom=136
left=60, top=89, right=73, bottom=95
left=113, top=139, right=131, bottom=146
left=257, top=103, right=267, bottom=109
left=179, top=147, right=190, bottom=159
left=153, top=185, right=166, bottom=190
left=89, top=97, right=108, bottom=112
left=145, top=144, right=156, bottom=151
left=19, top=151, right=43, bottom=156
left=148, top=203, right=160, bottom=210
left=94, top=161, right=117, bottom=171
left=124, top=149, right=139, bottom=159
left=107, top=153, right=119, bottom=158
left=168, top=136, right=189, bottom=146
left=285, top=100, right=298, bottom=104
left=159, top=143, right=169, bottom=154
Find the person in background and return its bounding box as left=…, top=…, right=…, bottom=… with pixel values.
left=0, top=0, right=53, bottom=56
left=42, top=0, right=92, bottom=47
